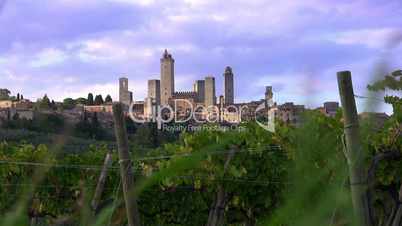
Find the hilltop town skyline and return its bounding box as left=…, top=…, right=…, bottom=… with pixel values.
left=1, top=47, right=395, bottom=115
left=0, top=2, right=401, bottom=225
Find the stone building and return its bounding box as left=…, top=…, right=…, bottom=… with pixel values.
left=276, top=102, right=305, bottom=126
left=223, top=66, right=234, bottom=105
left=0, top=100, right=13, bottom=109
left=232, top=100, right=265, bottom=122
left=193, top=80, right=205, bottom=103
left=221, top=107, right=241, bottom=123
left=323, top=102, right=339, bottom=117
left=132, top=101, right=145, bottom=115
left=171, top=91, right=198, bottom=102
left=15, top=99, right=33, bottom=109
left=0, top=89, right=10, bottom=100
left=0, top=99, right=33, bottom=110
left=84, top=104, right=113, bottom=113
left=10, top=109, right=34, bottom=120
left=144, top=97, right=155, bottom=119
left=119, top=77, right=133, bottom=106
left=144, top=79, right=161, bottom=119
left=218, top=95, right=225, bottom=121
left=169, top=92, right=198, bottom=120
left=131, top=101, right=146, bottom=122
left=0, top=108, right=34, bottom=121
left=148, top=79, right=161, bottom=105
left=0, top=98, right=34, bottom=123
left=204, top=76, right=216, bottom=107
left=160, top=49, right=175, bottom=106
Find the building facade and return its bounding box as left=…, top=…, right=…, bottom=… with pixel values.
left=204, top=76, right=216, bottom=107
left=169, top=92, right=198, bottom=120
left=119, top=77, right=133, bottom=106
left=0, top=89, right=10, bottom=100
left=193, top=80, right=205, bottom=103
left=276, top=102, right=305, bottom=126
left=148, top=79, right=161, bottom=105
left=0, top=99, right=33, bottom=109
left=84, top=104, right=113, bottom=113
left=160, top=49, right=175, bottom=106
left=0, top=100, right=13, bottom=109
left=224, top=66, right=234, bottom=105
left=323, top=102, right=339, bottom=117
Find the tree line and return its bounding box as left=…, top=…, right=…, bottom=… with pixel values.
left=33, top=93, right=113, bottom=111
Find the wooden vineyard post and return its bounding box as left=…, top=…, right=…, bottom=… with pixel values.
left=391, top=184, right=402, bottom=226
left=112, top=103, right=141, bottom=226
left=337, top=71, right=372, bottom=226
left=207, top=148, right=237, bottom=226
left=91, top=150, right=113, bottom=213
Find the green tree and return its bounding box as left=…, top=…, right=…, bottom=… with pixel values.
left=87, top=93, right=94, bottom=106
left=105, top=94, right=113, bottom=103
left=366, top=69, right=402, bottom=226
left=0, top=89, right=11, bottom=100
left=73, top=113, right=109, bottom=140
left=94, top=95, right=104, bottom=105
left=62, top=98, right=76, bottom=110
left=75, top=97, right=87, bottom=105
left=38, top=94, right=51, bottom=110
left=137, top=123, right=289, bottom=225
left=368, top=69, right=402, bottom=120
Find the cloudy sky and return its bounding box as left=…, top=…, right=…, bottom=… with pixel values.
left=0, top=0, right=401, bottom=113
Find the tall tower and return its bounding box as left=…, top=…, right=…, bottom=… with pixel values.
left=265, top=86, right=273, bottom=108
left=160, top=49, right=175, bottom=106
left=219, top=95, right=224, bottom=122
left=265, top=86, right=273, bottom=101
left=193, top=80, right=205, bottom=103
left=119, top=77, right=133, bottom=106
left=204, top=76, right=216, bottom=107
left=148, top=79, right=161, bottom=105
left=224, top=66, right=234, bottom=105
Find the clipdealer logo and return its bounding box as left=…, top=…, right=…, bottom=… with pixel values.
left=255, top=97, right=276, bottom=133
left=128, top=98, right=276, bottom=133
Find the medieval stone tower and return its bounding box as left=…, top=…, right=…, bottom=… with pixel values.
left=148, top=79, right=161, bottom=105
left=119, top=77, right=133, bottom=106
left=265, top=86, right=273, bottom=101
left=224, top=66, right=234, bottom=105
left=160, top=49, right=175, bottom=106
left=265, top=86, right=273, bottom=108
left=193, top=80, right=205, bottom=103
left=204, top=76, right=216, bottom=107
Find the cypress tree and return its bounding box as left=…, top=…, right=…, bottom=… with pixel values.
left=94, top=95, right=104, bottom=105
left=105, top=95, right=113, bottom=103
left=87, top=93, right=94, bottom=106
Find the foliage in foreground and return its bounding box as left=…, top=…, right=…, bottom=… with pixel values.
left=0, top=107, right=400, bottom=225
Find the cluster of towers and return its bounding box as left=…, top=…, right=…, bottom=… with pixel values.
left=118, top=49, right=239, bottom=121
left=121, top=50, right=235, bottom=113
left=115, top=50, right=316, bottom=126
